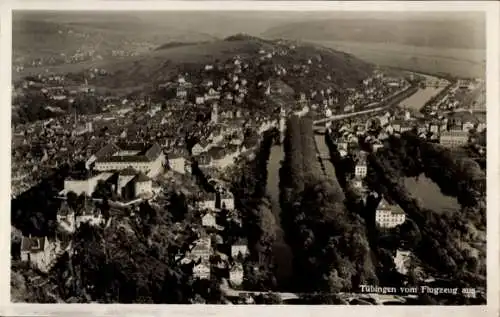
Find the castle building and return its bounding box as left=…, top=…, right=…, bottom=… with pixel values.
left=91, top=142, right=165, bottom=178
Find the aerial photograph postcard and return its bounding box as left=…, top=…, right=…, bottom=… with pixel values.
left=10, top=8, right=488, bottom=306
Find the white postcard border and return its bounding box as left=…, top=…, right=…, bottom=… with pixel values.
left=0, top=1, right=498, bottom=316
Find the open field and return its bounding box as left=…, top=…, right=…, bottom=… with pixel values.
left=311, top=40, right=485, bottom=79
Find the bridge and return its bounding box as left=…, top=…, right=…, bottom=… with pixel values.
left=313, top=106, right=387, bottom=126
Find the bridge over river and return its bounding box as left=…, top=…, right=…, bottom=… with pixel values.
left=313, top=105, right=388, bottom=126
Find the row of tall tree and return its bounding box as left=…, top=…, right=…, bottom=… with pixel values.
left=231, top=129, right=279, bottom=290
left=279, top=115, right=377, bottom=293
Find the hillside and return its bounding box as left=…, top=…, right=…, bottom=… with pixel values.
left=13, top=13, right=217, bottom=68
left=41, top=36, right=373, bottom=95
left=262, top=18, right=486, bottom=50
left=12, top=36, right=375, bottom=124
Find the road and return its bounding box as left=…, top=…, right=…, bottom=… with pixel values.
left=220, top=279, right=409, bottom=304
left=440, top=108, right=486, bottom=115
left=313, top=105, right=389, bottom=125
left=464, top=81, right=486, bottom=110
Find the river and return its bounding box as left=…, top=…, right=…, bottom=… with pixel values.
left=403, top=175, right=460, bottom=214
left=398, top=86, right=445, bottom=111
left=266, top=144, right=293, bottom=289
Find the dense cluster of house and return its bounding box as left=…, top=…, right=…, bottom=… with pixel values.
left=18, top=135, right=254, bottom=282
left=14, top=27, right=157, bottom=72
left=18, top=42, right=473, bottom=289
left=11, top=115, right=108, bottom=197
left=424, top=78, right=485, bottom=115
left=329, top=106, right=485, bottom=157
left=12, top=41, right=416, bottom=199
left=177, top=197, right=249, bottom=286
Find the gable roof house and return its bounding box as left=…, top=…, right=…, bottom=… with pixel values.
left=134, top=172, right=153, bottom=198
left=75, top=199, right=105, bottom=228
left=201, top=212, right=217, bottom=228
left=193, top=262, right=211, bottom=280
left=191, top=142, right=208, bottom=156
left=189, top=236, right=212, bottom=262
left=220, top=191, right=235, bottom=211
left=57, top=201, right=76, bottom=233
left=229, top=262, right=244, bottom=287
left=197, top=153, right=213, bottom=167
left=375, top=196, right=406, bottom=228
left=20, top=236, right=57, bottom=273
left=197, top=192, right=217, bottom=211
left=394, top=250, right=412, bottom=275
left=231, top=238, right=249, bottom=260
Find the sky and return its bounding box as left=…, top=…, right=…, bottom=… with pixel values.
left=14, top=10, right=485, bottom=38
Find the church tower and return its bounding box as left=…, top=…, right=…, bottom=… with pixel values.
left=211, top=103, right=219, bottom=124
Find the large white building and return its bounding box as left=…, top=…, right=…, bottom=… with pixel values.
left=60, top=172, right=114, bottom=196
left=354, top=162, right=367, bottom=178
left=439, top=130, right=469, bottom=147
left=92, top=142, right=165, bottom=178
left=375, top=197, right=406, bottom=228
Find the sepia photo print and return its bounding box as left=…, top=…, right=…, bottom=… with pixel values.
left=9, top=7, right=489, bottom=306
